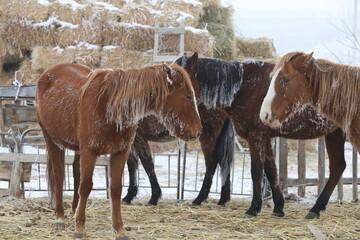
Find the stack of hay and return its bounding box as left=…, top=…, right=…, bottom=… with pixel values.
left=0, top=0, right=215, bottom=85
left=234, top=36, right=278, bottom=63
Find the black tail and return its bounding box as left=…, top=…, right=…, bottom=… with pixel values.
left=215, top=118, right=235, bottom=186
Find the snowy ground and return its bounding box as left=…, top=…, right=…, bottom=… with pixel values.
left=0, top=141, right=359, bottom=205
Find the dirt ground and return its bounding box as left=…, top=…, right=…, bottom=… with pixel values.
left=0, top=196, right=359, bottom=240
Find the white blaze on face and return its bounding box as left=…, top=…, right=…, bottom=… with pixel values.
left=260, top=68, right=281, bottom=127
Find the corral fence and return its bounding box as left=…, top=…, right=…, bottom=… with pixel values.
left=0, top=85, right=358, bottom=203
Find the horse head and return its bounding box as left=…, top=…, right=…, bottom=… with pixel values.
left=260, top=52, right=314, bottom=128
left=160, top=63, right=202, bottom=141
left=175, top=52, right=200, bottom=99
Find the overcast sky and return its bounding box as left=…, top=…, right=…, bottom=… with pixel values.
left=225, top=0, right=359, bottom=65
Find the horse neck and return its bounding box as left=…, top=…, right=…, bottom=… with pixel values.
left=307, top=60, right=360, bottom=133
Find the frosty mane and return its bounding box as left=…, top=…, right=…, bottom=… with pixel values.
left=197, top=58, right=244, bottom=108
left=81, top=65, right=186, bottom=130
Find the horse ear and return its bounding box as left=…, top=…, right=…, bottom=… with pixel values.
left=188, top=52, right=198, bottom=69
left=162, top=63, right=174, bottom=85
left=305, top=52, right=314, bottom=65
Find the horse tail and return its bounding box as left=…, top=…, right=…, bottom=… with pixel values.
left=215, top=118, right=235, bottom=186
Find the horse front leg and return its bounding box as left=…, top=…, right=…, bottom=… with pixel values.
left=74, top=150, right=97, bottom=238
left=264, top=141, right=285, bottom=217
left=245, top=135, right=266, bottom=218
left=306, top=128, right=346, bottom=219
left=109, top=148, right=131, bottom=240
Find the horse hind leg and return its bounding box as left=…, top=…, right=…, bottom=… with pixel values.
left=44, top=131, right=66, bottom=230
left=122, top=149, right=139, bottom=204
left=264, top=142, right=285, bottom=217
left=306, top=128, right=346, bottom=219
left=74, top=150, right=97, bottom=238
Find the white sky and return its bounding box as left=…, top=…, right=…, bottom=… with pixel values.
left=225, top=0, right=359, bottom=65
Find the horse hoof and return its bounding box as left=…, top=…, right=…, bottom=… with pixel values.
left=188, top=202, right=201, bottom=207
left=54, top=221, right=65, bottom=230
left=116, top=236, right=130, bottom=240
left=122, top=200, right=131, bottom=205
left=243, top=213, right=257, bottom=219
left=305, top=212, right=319, bottom=219
left=74, top=232, right=86, bottom=238
left=272, top=212, right=285, bottom=217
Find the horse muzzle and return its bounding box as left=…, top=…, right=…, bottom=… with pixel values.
left=260, top=111, right=281, bottom=128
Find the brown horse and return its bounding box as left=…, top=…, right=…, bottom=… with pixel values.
left=36, top=63, right=201, bottom=239
left=260, top=51, right=360, bottom=152
left=178, top=53, right=346, bottom=219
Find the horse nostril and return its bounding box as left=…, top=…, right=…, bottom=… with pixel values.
left=264, top=113, right=269, bottom=121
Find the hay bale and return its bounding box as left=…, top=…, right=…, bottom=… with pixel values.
left=121, top=4, right=158, bottom=26
left=100, top=46, right=153, bottom=70
left=16, top=58, right=39, bottom=85
left=5, top=0, right=50, bottom=22
left=103, top=0, right=126, bottom=9
left=102, top=22, right=154, bottom=51
left=154, top=0, right=203, bottom=27
left=197, top=4, right=235, bottom=60
left=1, top=19, right=56, bottom=56
left=185, top=27, right=214, bottom=57
left=235, top=36, right=277, bottom=61
left=31, top=43, right=101, bottom=73
left=31, top=46, right=72, bottom=74
left=56, top=21, right=103, bottom=47
left=71, top=42, right=101, bottom=68
left=48, top=1, right=84, bottom=24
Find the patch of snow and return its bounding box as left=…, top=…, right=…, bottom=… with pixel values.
left=103, top=45, right=119, bottom=50
left=76, top=42, right=99, bottom=49
left=54, top=0, right=85, bottom=11
left=53, top=46, right=64, bottom=53
left=33, top=16, right=78, bottom=29
left=185, top=26, right=208, bottom=34
left=172, top=0, right=202, bottom=6
left=120, top=22, right=153, bottom=29
left=37, top=0, right=52, bottom=6
left=93, top=2, right=121, bottom=12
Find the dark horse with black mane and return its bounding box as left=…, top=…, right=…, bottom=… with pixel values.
left=69, top=56, right=235, bottom=210
left=176, top=53, right=346, bottom=219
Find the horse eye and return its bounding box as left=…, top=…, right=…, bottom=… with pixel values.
left=280, top=78, right=289, bottom=85
left=186, top=95, right=192, bottom=99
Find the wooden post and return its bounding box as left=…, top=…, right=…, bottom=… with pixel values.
left=317, top=137, right=325, bottom=196
left=180, top=142, right=187, bottom=200
left=277, top=137, right=288, bottom=193
left=337, top=176, right=343, bottom=201
left=352, top=148, right=358, bottom=202
left=9, top=125, right=24, bottom=198
left=297, top=140, right=306, bottom=197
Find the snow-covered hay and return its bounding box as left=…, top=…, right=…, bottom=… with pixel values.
left=31, top=43, right=101, bottom=74
left=185, top=27, right=214, bottom=57
left=102, top=22, right=155, bottom=52
left=0, top=197, right=359, bottom=239
left=5, top=0, right=50, bottom=22
left=2, top=19, right=56, bottom=55
left=235, top=36, right=277, bottom=62
left=100, top=46, right=153, bottom=70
